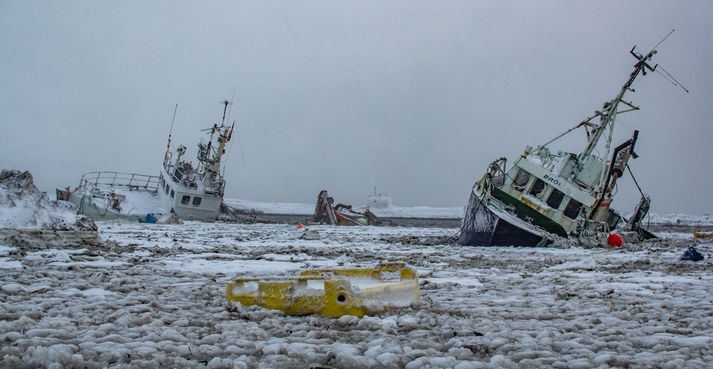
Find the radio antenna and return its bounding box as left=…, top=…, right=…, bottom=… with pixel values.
left=656, top=64, right=690, bottom=93
left=644, top=29, right=690, bottom=93
left=226, top=86, right=236, bottom=122
left=650, top=29, right=675, bottom=53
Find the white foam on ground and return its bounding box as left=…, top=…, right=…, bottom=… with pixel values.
left=1, top=221, right=710, bottom=368
left=0, top=186, right=78, bottom=229
left=0, top=170, right=92, bottom=230
left=110, top=188, right=165, bottom=215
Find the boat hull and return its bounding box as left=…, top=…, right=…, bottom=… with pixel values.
left=458, top=189, right=553, bottom=247
left=62, top=190, right=142, bottom=221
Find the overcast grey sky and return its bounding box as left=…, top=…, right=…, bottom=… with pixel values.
left=2, top=1, right=712, bottom=214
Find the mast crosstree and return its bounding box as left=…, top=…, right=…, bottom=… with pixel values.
left=578, top=41, right=660, bottom=163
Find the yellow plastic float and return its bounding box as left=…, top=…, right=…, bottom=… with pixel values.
left=226, top=262, right=419, bottom=317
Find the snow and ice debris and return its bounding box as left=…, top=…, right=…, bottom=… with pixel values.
left=300, top=229, right=321, bottom=240
left=156, top=211, right=182, bottom=224
left=0, top=220, right=711, bottom=368
left=0, top=169, right=96, bottom=231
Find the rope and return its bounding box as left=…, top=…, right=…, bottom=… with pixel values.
left=626, top=164, right=645, bottom=197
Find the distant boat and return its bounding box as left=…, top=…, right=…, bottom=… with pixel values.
left=458, top=45, right=665, bottom=246
left=366, top=187, right=392, bottom=209
left=58, top=101, right=235, bottom=221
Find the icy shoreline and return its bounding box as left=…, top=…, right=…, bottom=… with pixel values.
left=0, top=221, right=711, bottom=368
left=224, top=198, right=465, bottom=219
left=224, top=198, right=713, bottom=226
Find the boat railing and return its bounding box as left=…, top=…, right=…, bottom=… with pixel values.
left=79, top=171, right=160, bottom=193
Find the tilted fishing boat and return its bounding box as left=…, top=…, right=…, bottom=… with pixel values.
left=157, top=101, right=234, bottom=220
left=58, top=101, right=235, bottom=221
left=56, top=171, right=161, bottom=221
left=458, top=42, right=676, bottom=246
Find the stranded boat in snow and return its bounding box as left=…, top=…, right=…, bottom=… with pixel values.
left=157, top=101, right=234, bottom=220
left=57, top=101, right=235, bottom=221
left=458, top=45, right=670, bottom=247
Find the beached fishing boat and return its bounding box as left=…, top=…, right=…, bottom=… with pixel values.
left=58, top=101, right=234, bottom=221
left=157, top=101, right=234, bottom=220
left=56, top=171, right=161, bottom=221
left=458, top=43, right=673, bottom=246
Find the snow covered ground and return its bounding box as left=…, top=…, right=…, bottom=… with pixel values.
left=1, top=220, right=712, bottom=368
left=645, top=213, right=713, bottom=226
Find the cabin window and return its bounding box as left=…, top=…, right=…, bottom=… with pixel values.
left=192, top=197, right=202, bottom=206
left=529, top=178, right=545, bottom=198
left=512, top=169, right=530, bottom=190
left=170, top=189, right=175, bottom=198
left=181, top=195, right=190, bottom=205
left=564, top=199, right=583, bottom=219
left=546, top=189, right=565, bottom=209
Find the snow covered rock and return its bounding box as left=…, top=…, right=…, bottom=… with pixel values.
left=157, top=212, right=182, bottom=224
left=299, top=229, right=321, bottom=240
left=0, top=169, right=96, bottom=231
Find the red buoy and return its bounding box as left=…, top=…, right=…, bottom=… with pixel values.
left=296, top=224, right=304, bottom=229
left=607, top=233, right=623, bottom=248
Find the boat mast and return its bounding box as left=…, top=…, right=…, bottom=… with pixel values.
left=577, top=45, right=658, bottom=164
left=220, top=100, right=229, bottom=126
left=212, top=100, right=232, bottom=166
left=203, top=100, right=234, bottom=177
left=164, top=104, right=178, bottom=164
left=205, top=100, right=230, bottom=164
left=214, top=122, right=234, bottom=166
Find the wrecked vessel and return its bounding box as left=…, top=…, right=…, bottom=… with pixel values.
left=157, top=101, right=234, bottom=220
left=58, top=101, right=235, bottom=221
left=458, top=45, right=667, bottom=247
left=311, top=190, right=384, bottom=226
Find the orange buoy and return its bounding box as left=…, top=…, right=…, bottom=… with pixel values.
left=607, top=233, right=623, bottom=248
